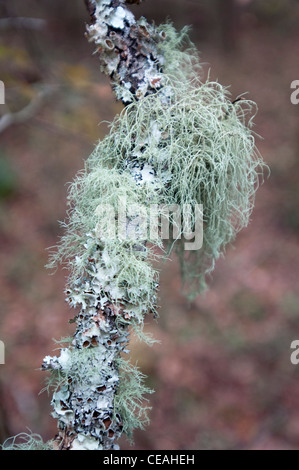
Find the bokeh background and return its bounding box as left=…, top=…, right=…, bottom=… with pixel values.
left=1, top=0, right=299, bottom=450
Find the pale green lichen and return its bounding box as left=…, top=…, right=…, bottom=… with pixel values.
left=46, top=23, right=266, bottom=441
left=114, top=358, right=154, bottom=440
left=40, top=368, right=67, bottom=396
left=1, top=431, right=53, bottom=451
left=49, top=26, right=264, bottom=296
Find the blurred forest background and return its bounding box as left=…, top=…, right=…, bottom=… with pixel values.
left=1, top=0, right=299, bottom=450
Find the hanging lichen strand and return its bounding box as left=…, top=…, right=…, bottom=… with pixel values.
left=40, top=0, right=265, bottom=451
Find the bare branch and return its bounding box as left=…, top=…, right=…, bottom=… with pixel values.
left=0, top=17, right=46, bottom=31
left=0, top=87, right=54, bottom=134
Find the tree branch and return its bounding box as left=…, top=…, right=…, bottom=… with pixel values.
left=0, top=87, right=54, bottom=134
left=84, top=0, right=165, bottom=102
left=42, top=0, right=165, bottom=450
left=0, top=17, right=46, bottom=31
left=41, top=0, right=265, bottom=452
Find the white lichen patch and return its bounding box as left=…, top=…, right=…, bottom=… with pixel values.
left=131, top=163, right=156, bottom=185
left=71, top=434, right=102, bottom=451
left=109, top=6, right=126, bottom=29
left=57, top=348, right=71, bottom=369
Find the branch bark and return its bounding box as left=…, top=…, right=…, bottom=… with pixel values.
left=0, top=17, right=46, bottom=31
left=84, top=0, right=164, bottom=103
left=43, top=0, right=165, bottom=450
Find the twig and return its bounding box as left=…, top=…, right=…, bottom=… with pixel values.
left=42, top=0, right=166, bottom=450
left=0, top=17, right=46, bottom=31
left=0, top=86, right=54, bottom=134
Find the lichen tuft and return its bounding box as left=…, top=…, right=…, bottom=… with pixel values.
left=45, top=22, right=266, bottom=440
left=1, top=431, right=53, bottom=451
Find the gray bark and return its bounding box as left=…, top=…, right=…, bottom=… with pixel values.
left=42, top=0, right=165, bottom=450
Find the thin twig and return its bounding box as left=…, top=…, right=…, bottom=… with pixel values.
left=0, top=17, right=46, bottom=31
left=0, top=86, right=54, bottom=134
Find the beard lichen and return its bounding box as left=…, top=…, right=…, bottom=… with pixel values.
left=45, top=23, right=266, bottom=445
left=114, top=357, right=154, bottom=440
left=49, top=24, right=264, bottom=297
left=1, top=431, right=53, bottom=451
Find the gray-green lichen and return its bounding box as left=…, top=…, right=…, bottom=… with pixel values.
left=1, top=431, right=53, bottom=451
left=43, top=15, right=266, bottom=450
left=114, top=358, right=154, bottom=440
left=49, top=23, right=265, bottom=297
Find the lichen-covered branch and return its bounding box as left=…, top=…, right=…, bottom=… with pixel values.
left=84, top=0, right=165, bottom=102
left=42, top=228, right=156, bottom=449
left=42, top=274, right=130, bottom=450
left=39, top=0, right=265, bottom=452
left=42, top=0, right=165, bottom=450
